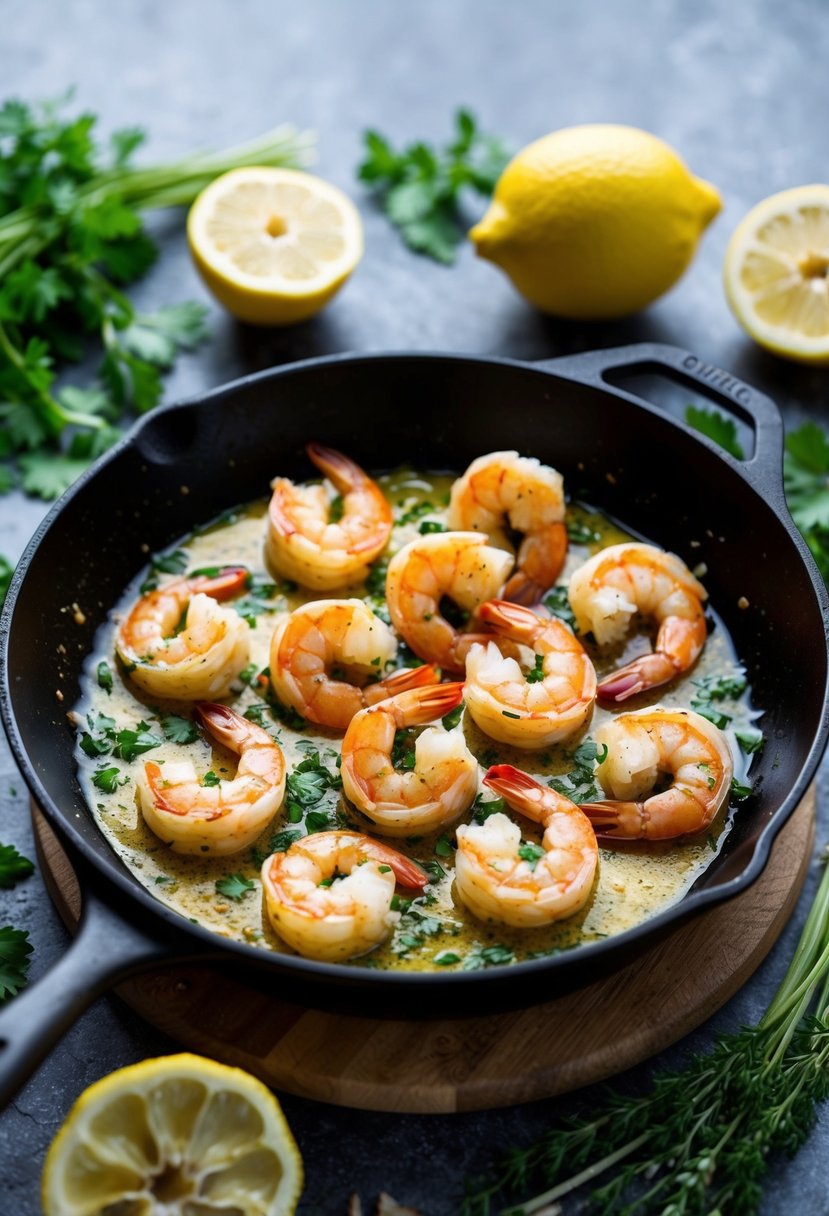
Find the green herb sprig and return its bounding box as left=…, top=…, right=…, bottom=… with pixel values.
left=461, top=853, right=829, bottom=1215
left=685, top=407, right=829, bottom=582
left=357, top=108, right=509, bottom=263
left=0, top=92, right=314, bottom=497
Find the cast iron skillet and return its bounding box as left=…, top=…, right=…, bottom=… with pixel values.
left=1, top=343, right=827, bottom=1107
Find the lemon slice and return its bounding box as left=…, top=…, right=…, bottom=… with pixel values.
left=41, top=1053, right=303, bottom=1216
left=724, top=185, right=829, bottom=364
left=188, top=167, right=363, bottom=325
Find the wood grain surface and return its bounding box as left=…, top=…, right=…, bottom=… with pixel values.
left=33, top=791, right=814, bottom=1113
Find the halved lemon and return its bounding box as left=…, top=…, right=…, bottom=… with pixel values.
left=41, top=1053, right=303, bottom=1216
left=188, top=167, right=363, bottom=325
left=724, top=185, right=829, bottom=364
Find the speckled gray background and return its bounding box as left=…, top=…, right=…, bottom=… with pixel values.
left=1, top=1, right=829, bottom=1211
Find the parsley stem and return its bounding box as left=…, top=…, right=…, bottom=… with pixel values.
left=0, top=320, right=103, bottom=432
left=0, top=125, right=315, bottom=270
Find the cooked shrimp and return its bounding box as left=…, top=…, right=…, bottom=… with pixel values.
left=269, top=598, right=440, bottom=730
left=116, top=567, right=250, bottom=701
left=454, top=764, right=598, bottom=928
left=580, top=707, right=734, bottom=841
left=139, top=703, right=286, bottom=855
left=464, top=600, right=596, bottom=749
left=262, top=831, right=427, bottom=962
left=448, top=451, right=567, bottom=604
left=266, top=442, right=392, bottom=590
left=340, top=682, right=478, bottom=836
left=568, top=542, right=708, bottom=702
left=385, top=531, right=514, bottom=673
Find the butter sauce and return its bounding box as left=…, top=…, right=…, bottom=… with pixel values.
left=73, top=469, right=760, bottom=973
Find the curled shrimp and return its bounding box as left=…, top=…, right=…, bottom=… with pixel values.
left=266, top=442, right=392, bottom=590
left=580, top=707, right=734, bottom=841
left=464, top=600, right=596, bottom=749
left=269, top=598, right=440, bottom=731
left=447, top=451, right=567, bottom=604
left=340, top=682, right=478, bottom=837
left=568, top=542, right=707, bottom=702
left=262, top=831, right=428, bottom=962
left=139, top=703, right=286, bottom=855
left=116, top=567, right=250, bottom=701
left=384, top=531, right=514, bottom=673
left=454, top=764, right=598, bottom=928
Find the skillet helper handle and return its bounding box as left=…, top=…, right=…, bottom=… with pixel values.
left=0, top=886, right=173, bottom=1109
left=538, top=342, right=785, bottom=496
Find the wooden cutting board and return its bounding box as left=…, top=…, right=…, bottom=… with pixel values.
left=33, top=790, right=814, bottom=1113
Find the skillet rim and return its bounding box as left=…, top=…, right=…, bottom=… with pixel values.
left=3, top=346, right=828, bottom=992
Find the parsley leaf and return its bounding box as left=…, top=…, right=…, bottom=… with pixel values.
left=0, top=926, right=33, bottom=1000
left=685, top=405, right=746, bottom=460
left=0, top=92, right=312, bottom=499
left=159, top=714, right=200, bottom=745
left=0, top=842, right=34, bottom=888
left=543, top=585, right=578, bottom=632
left=357, top=109, right=510, bottom=263
left=92, top=766, right=128, bottom=794
left=215, top=874, right=255, bottom=902
left=0, top=555, right=13, bottom=609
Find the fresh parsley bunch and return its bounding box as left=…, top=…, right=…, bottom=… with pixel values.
left=0, top=92, right=314, bottom=498
left=357, top=108, right=510, bottom=263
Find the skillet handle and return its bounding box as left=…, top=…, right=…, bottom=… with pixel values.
left=537, top=342, right=785, bottom=496
left=0, top=883, right=176, bottom=1109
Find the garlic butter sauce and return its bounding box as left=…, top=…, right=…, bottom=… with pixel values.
left=73, top=470, right=760, bottom=973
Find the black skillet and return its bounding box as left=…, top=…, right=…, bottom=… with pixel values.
left=1, top=342, right=827, bottom=1108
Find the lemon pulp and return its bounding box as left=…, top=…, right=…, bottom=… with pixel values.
left=188, top=167, right=363, bottom=326
left=724, top=184, right=829, bottom=364
left=41, top=1053, right=303, bottom=1216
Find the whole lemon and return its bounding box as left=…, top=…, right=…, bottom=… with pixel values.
left=470, top=124, right=721, bottom=319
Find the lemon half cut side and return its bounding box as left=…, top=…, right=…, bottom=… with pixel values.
left=724, top=185, right=829, bottom=364
left=188, top=167, right=363, bottom=325
left=41, top=1053, right=303, bottom=1216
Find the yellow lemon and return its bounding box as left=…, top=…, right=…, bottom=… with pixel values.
left=723, top=185, right=829, bottom=364
left=188, top=167, right=363, bottom=325
left=41, top=1053, right=303, bottom=1216
left=470, top=124, right=721, bottom=319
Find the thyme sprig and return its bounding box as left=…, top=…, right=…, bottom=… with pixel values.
left=462, top=854, right=829, bottom=1215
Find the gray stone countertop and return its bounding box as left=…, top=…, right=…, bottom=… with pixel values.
left=1, top=1, right=829, bottom=1211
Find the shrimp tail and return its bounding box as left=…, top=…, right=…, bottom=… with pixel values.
left=597, top=652, right=680, bottom=702
left=580, top=799, right=648, bottom=841
left=365, top=841, right=430, bottom=890
left=478, top=599, right=541, bottom=641
left=306, top=441, right=363, bottom=492
left=364, top=663, right=442, bottom=706
left=500, top=571, right=547, bottom=607
left=193, top=701, right=251, bottom=750
left=395, top=681, right=466, bottom=725
left=189, top=566, right=249, bottom=601
left=483, top=763, right=576, bottom=820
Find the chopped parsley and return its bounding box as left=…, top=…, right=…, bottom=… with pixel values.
left=201, top=771, right=221, bottom=787
left=159, top=713, right=200, bottom=745
left=215, top=874, right=255, bottom=902
left=96, top=660, right=113, bottom=694
left=92, top=766, right=128, bottom=794
left=548, top=739, right=608, bottom=803
left=525, top=653, right=545, bottom=684
left=518, top=841, right=545, bottom=870
left=543, top=584, right=578, bottom=632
